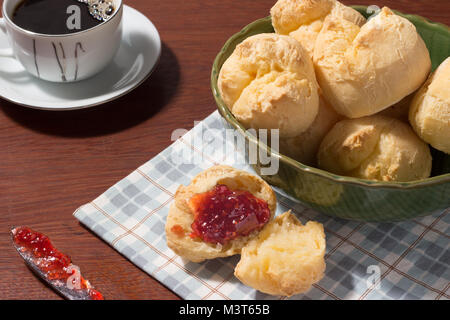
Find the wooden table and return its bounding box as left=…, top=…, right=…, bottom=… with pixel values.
left=0, top=0, right=448, bottom=300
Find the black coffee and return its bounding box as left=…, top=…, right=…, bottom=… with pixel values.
left=12, top=0, right=104, bottom=35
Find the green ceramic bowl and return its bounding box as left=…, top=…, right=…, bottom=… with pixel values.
left=211, top=6, right=450, bottom=222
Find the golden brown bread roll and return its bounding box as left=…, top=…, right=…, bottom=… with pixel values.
left=271, top=0, right=366, bottom=57
left=218, top=33, right=320, bottom=138
left=165, top=165, right=276, bottom=263
left=409, top=57, right=450, bottom=154
left=235, top=211, right=326, bottom=297
left=279, top=94, right=343, bottom=166
left=313, top=7, right=431, bottom=118
left=317, top=115, right=432, bottom=182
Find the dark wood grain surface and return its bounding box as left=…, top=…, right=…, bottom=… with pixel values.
left=0, top=0, right=448, bottom=300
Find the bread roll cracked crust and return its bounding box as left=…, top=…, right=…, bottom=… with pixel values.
left=317, top=115, right=432, bottom=182
left=271, top=0, right=366, bottom=57
left=165, top=165, right=277, bottom=263
left=313, top=7, right=431, bottom=118
left=409, top=57, right=450, bottom=154
left=218, top=33, right=320, bottom=138
left=235, top=211, right=326, bottom=297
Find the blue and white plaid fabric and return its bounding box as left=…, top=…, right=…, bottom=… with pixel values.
left=74, top=111, right=450, bottom=300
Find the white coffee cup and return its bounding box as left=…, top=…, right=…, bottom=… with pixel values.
left=0, top=0, right=123, bottom=82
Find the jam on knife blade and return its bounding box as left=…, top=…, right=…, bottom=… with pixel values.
left=11, top=226, right=104, bottom=300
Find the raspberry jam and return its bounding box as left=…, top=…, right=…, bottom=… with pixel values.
left=171, top=225, right=185, bottom=237
left=13, top=227, right=104, bottom=300
left=188, top=184, right=271, bottom=244
left=88, top=289, right=104, bottom=300
left=14, top=227, right=72, bottom=280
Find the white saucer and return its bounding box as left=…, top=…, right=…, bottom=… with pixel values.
left=0, top=5, right=161, bottom=110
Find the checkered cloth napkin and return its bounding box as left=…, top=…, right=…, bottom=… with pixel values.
left=73, top=111, right=450, bottom=300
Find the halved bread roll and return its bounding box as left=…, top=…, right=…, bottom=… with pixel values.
left=218, top=33, right=320, bottom=138
left=235, top=211, right=326, bottom=297
left=165, top=165, right=277, bottom=263
left=409, top=57, right=450, bottom=154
